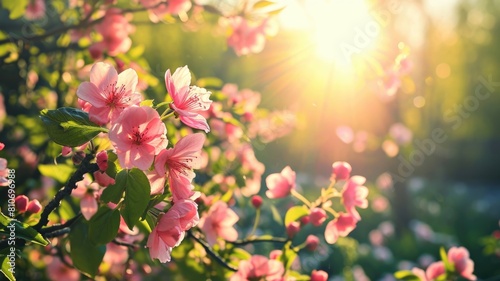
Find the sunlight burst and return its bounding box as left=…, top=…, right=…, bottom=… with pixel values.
left=311, top=0, right=376, bottom=65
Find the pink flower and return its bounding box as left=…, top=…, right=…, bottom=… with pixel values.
left=165, top=66, right=212, bottom=132
left=265, top=166, right=296, bottom=199
left=140, top=0, right=192, bottom=22
left=77, top=62, right=142, bottom=125
left=311, top=270, right=328, bottom=281
left=0, top=142, right=4, bottom=150
left=448, top=247, right=476, bottom=280
left=324, top=212, right=357, bottom=244
left=309, top=208, right=327, bottom=227
left=46, top=257, right=80, bottom=281
left=74, top=174, right=100, bottom=220
left=25, top=0, right=46, bottom=20
left=239, top=144, right=265, bottom=196
left=332, top=161, right=352, bottom=180
left=341, top=176, right=369, bottom=220
left=171, top=199, right=199, bottom=231
left=147, top=199, right=198, bottom=263
left=426, top=261, right=445, bottom=280
left=96, top=150, right=108, bottom=171
left=147, top=209, right=183, bottom=263
left=198, top=201, right=239, bottom=246
left=226, top=17, right=278, bottom=56
left=109, top=106, right=168, bottom=170
left=305, top=235, right=320, bottom=251
left=230, top=255, right=284, bottom=281
left=93, top=170, right=115, bottom=187
left=93, top=8, right=134, bottom=56
left=150, top=133, right=205, bottom=200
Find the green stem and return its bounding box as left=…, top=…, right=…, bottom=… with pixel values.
left=290, top=189, right=311, bottom=207
left=248, top=208, right=260, bottom=237
left=161, top=111, right=175, bottom=121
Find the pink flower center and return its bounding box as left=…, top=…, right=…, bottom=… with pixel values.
left=129, top=126, right=150, bottom=145
left=166, top=157, right=194, bottom=178
left=181, top=88, right=208, bottom=110
left=104, top=82, right=130, bottom=109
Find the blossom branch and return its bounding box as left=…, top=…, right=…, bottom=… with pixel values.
left=228, top=236, right=288, bottom=246
left=34, top=154, right=99, bottom=232
left=187, top=230, right=238, bottom=272
left=39, top=213, right=82, bottom=235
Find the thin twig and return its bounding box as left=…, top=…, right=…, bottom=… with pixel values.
left=39, top=213, right=82, bottom=234
left=187, top=230, right=238, bottom=272
left=228, top=236, right=288, bottom=246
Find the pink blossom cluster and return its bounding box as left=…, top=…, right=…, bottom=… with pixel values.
left=90, top=8, right=135, bottom=58
left=264, top=161, right=368, bottom=245
left=75, top=62, right=212, bottom=263
left=412, top=247, right=476, bottom=281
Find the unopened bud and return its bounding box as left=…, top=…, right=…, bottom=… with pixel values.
left=27, top=199, right=42, bottom=214
left=306, top=235, right=320, bottom=251
left=251, top=195, right=263, bottom=208
left=15, top=195, right=29, bottom=213
left=286, top=221, right=301, bottom=238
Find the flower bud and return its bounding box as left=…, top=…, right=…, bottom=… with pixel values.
left=306, top=235, right=320, bottom=251
left=300, top=215, right=310, bottom=225
left=251, top=195, right=263, bottom=209
left=72, top=151, right=86, bottom=165
left=0, top=142, right=5, bottom=151
left=309, top=208, right=327, bottom=227
left=61, top=146, right=72, bottom=157
left=27, top=199, right=42, bottom=214
left=332, top=161, right=351, bottom=181
left=96, top=151, right=108, bottom=171
left=15, top=195, right=29, bottom=213
left=286, top=221, right=300, bottom=238
left=311, top=270, right=328, bottom=281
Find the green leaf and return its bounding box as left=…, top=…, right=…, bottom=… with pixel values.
left=0, top=211, right=11, bottom=228
left=1, top=0, right=28, bottom=19
left=40, top=107, right=107, bottom=147
left=1, top=256, right=15, bottom=281
left=0, top=221, right=49, bottom=246
left=269, top=205, right=283, bottom=226
left=38, top=164, right=75, bottom=183
left=100, top=170, right=126, bottom=204
left=70, top=218, right=105, bottom=278
left=88, top=206, right=120, bottom=245
left=120, top=169, right=151, bottom=230
left=440, top=247, right=454, bottom=272
left=394, top=270, right=420, bottom=281
left=284, top=206, right=309, bottom=226
left=279, top=241, right=297, bottom=269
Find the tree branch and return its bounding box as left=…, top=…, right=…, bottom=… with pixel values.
left=187, top=230, right=238, bottom=272
left=34, top=154, right=98, bottom=232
